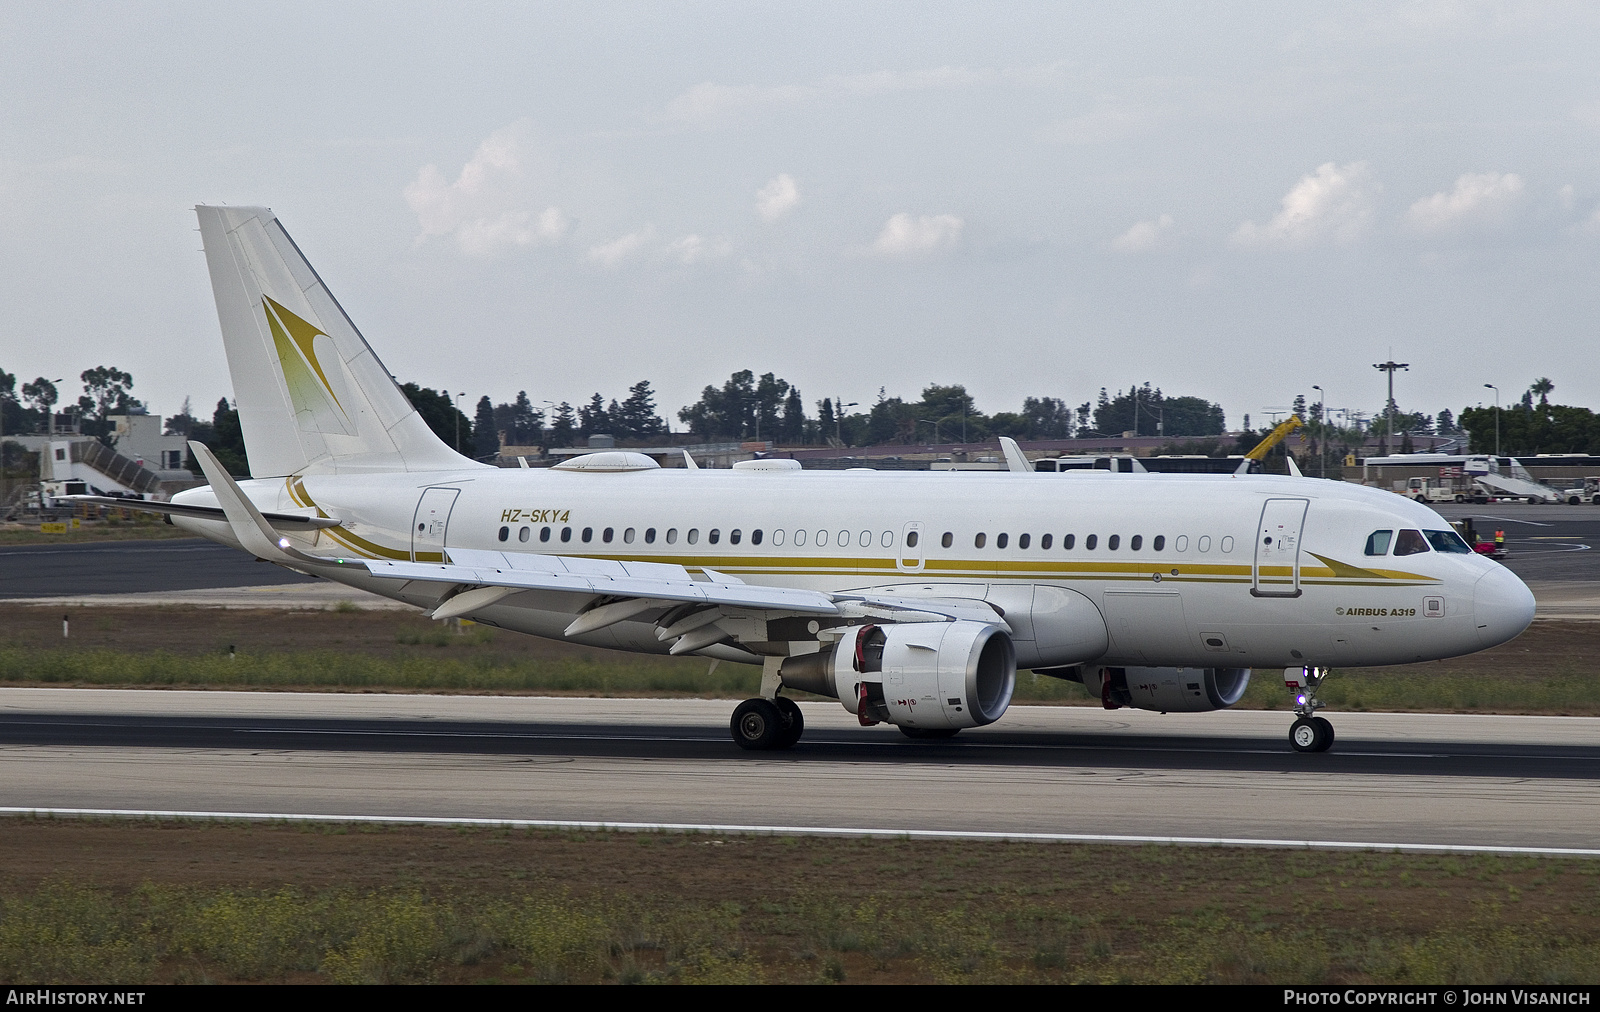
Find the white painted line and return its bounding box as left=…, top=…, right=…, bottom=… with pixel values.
left=2, top=807, right=1597, bottom=858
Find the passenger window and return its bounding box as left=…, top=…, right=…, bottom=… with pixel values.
left=1108, top=535, right=1120, bottom=550
left=1153, top=535, right=1165, bottom=551
left=794, top=530, right=807, bottom=546
left=752, top=529, right=763, bottom=545
left=1364, top=530, right=1393, bottom=556
left=709, top=529, right=720, bottom=545
left=644, top=528, right=656, bottom=544
left=997, top=533, right=1009, bottom=549
left=666, top=528, right=678, bottom=544
left=602, top=528, right=614, bottom=543
left=1018, top=533, right=1030, bottom=549
left=730, top=529, right=742, bottom=545
left=1425, top=530, right=1472, bottom=554
left=1040, top=533, right=1052, bottom=549
left=1198, top=536, right=1211, bottom=552
left=1221, top=536, right=1234, bottom=553
left=857, top=530, right=868, bottom=546
left=560, top=527, right=572, bottom=543
left=815, top=530, right=827, bottom=546
left=582, top=527, right=593, bottom=543
left=881, top=531, right=893, bottom=548
left=623, top=528, right=635, bottom=544
left=1085, top=534, right=1098, bottom=550
left=1130, top=535, right=1142, bottom=550
left=519, top=526, right=531, bottom=543
left=1393, top=529, right=1430, bottom=556
left=498, top=526, right=509, bottom=542
left=1063, top=534, right=1075, bottom=549
left=540, top=527, right=551, bottom=542
left=838, top=530, right=850, bottom=547
left=771, top=529, right=783, bottom=546
left=941, top=532, right=952, bottom=548
left=1175, top=535, right=1188, bottom=552
left=974, top=533, right=986, bottom=548
left=687, top=529, right=699, bottom=545
left=906, top=531, right=919, bottom=548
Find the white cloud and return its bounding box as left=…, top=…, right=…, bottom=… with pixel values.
left=870, top=213, right=964, bottom=257
left=1113, top=214, right=1173, bottom=252
left=756, top=174, right=799, bottom=222
left=1405, top=172, right=1524, bottom=232
left=403, top=120, right=568, bottom=256
left=664, top=63, right=1065, bottom=128
left=1232, top=162, right=1378, bottom=248
left=668, top=234, right=733, bottom=264
left=587, top=226, right=655, bottom=267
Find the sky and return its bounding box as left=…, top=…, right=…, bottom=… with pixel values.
left=2, top=1, right=1598, bottom=433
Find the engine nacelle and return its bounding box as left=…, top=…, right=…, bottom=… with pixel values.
left=1083, top=665, right=1252, bottom=713
left=779, top=621, right=1017, bottom=730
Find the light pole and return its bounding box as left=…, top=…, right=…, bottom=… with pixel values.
left=835, top=399, right=858, bottom=445
left=1311, top=385, right=1325, bottom=477
left=1484, top=384, right=1500, bottom=458
left=454, top=391, right=466, bottom=452
left=918, top=418, right=941, bottom=444
left=1373, top=360, right=1409, bottom=440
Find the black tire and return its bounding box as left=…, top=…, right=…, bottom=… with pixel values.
left=731, top=698, right=783, bottom=751
left=1290, top=717, right=1322, bottom=753
left=899, top=726, right=960, bottom=740
left=773, top=696, right=804, bottom=749
left=1311, top=716, right=1335, bottom=752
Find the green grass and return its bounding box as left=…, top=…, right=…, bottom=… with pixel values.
left=2, top=874, right=1597, bottom=984
left=5, top=646, right=1599, bottom=712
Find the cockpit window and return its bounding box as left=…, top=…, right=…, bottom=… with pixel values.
left=1393, top=529, right=1430, bottom=556
left=1364, top=530, right=1393, bottom=556
left=1424, top=529, right=1473, bottom=554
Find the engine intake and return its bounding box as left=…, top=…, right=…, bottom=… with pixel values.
left=779, top=621, right=1016, bottom=730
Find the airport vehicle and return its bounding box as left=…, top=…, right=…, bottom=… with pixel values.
left=73, top=206, right=1536, bottom=755
left=1560, top=477, right=1600, bottom=505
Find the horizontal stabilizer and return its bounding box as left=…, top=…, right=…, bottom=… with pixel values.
left=60, top=495, right=340, bottom=530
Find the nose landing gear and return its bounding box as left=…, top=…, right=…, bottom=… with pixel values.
left=1285, top=666, right=1334, bottom=753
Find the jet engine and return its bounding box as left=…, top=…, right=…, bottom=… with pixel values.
left=1071, top=665, right=1252, bottom=712
left=779, top=622, right=1016, bottom=730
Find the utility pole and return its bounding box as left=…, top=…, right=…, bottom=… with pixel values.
left=1484, top=384, right=1500, bottom=457
left=1312, top=384, right=1326, bottom=477
left=835, top=399, right=858, bottom=446
left=454, top=391, right=466, bottom=452
left=1372, top=360, right=1409, bottom=438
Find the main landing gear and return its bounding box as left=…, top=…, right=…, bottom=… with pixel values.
left=731, top=695, right=804, bottom=751
left=1284, top=666, right=1335, bottom=753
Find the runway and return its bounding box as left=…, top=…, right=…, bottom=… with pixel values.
left=2, top=690, right=1595, bottom=852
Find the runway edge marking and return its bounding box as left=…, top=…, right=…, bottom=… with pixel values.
left=2, top=807, right=1597, bottom=858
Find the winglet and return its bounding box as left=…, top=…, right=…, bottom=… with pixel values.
left=188, top=440, right=328, bottom=568
left=683, top=449, right=700, bottom=470
left=1286, top=453, right=1303, bottom=478
left=999, top=437, right=1032, bottom=473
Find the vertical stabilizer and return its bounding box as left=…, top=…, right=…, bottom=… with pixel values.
left=195, top=205, right=479, bottom=477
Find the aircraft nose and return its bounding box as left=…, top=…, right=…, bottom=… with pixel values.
left=1473, top=565, right=1536, bottom=649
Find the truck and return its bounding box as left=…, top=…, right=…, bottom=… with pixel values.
left=1560, top=476, right=1600, bottom=505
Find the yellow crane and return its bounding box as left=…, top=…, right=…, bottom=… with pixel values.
left=1245, top=415, right=1304, bottom=461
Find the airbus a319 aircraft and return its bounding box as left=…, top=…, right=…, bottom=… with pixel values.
left=78, top=206, right=1537, bottom=753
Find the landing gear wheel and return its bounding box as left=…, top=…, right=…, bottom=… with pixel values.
left=898, top=726, right=960, bottom=740
left=1312, top=716, right=1334, bottom=751
left=1290, top=716, right=1333, bottom=753
left=773, top=696, right=804, bottom=749
left=731, top=698, right=783, bottom=751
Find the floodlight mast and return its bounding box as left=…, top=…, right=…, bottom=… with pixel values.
left=1373, top=360, right=1409, bottom=438
left=1484, top=384, right=1500, bottom=457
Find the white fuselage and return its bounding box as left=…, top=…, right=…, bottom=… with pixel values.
left=171, top=466, right=1535, bottom=672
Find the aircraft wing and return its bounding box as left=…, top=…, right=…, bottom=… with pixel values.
left=59, top=495, right=341, bottom=530
left=361, top=548, right=1003, bottom=657
left=363, top=548, right=838, bottom=615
